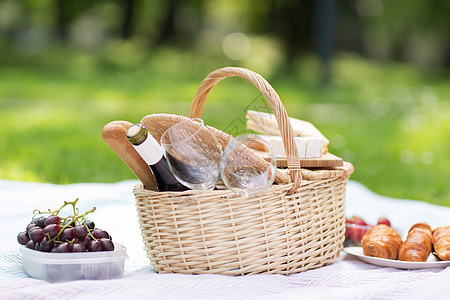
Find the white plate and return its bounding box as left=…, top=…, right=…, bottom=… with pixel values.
left=343, top=247, right=450, bottom=270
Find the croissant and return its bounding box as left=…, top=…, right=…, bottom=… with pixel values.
left=361, top=224, right=402, bottom=260
left=398, top=223, right=432, bottom=262
left=432, top=226, right=450, bottom=261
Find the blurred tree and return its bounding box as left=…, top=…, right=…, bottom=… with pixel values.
left=314, top=0, right=336, bottom=85
left=0, top=0, right=447, bottom=69
left=119, top=0, right=137, bottom=39
left=335, top=0, right=364, bottom=55
left=344, top=0, right=450, bottom=68
left=53, top=0, right=91, bottom=42
left=54, top=0, right=68, bottom=41
left=153, top=0, right=205, bottom=47
left=154, top=0, right=177, bottom=45
left=266, top=0, right=314, bottom=63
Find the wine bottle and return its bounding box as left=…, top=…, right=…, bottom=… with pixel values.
left=126, top=124, right=189, bottom=192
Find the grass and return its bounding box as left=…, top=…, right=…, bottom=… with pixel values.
left=0, top=46, right=449, bottom=206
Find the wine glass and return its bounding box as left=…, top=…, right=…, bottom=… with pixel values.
left=160, top=118, right=222, bottom=190
left=220, top=134, right=276, bottom=197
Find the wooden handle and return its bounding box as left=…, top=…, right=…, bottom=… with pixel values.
left=189, top=67, right=301, bottom=190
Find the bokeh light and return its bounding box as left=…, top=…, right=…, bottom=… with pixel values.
left=223, top=32, right=251, bottom=60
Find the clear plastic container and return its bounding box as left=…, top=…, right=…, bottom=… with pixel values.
left=20, top=243, right=128, bottom=282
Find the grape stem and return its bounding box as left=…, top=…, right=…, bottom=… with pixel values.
left=54, top=198, right=79, bottom=216
left=32, top=198, right=80, bottom=219
left=48, top=207, right=96, bottom=243
left=33, top=199, right=98, bottom=243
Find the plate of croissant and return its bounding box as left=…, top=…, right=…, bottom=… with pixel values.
left=344, top=224, right=450, bottom=269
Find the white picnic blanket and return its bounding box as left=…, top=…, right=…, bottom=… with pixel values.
left=0, top=179, right=449, bottom=299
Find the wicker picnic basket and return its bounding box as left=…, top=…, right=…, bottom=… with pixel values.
left=133, top=67, right=354, bottom=275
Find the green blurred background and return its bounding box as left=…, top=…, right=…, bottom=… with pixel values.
left=0, top=0, right=449, bottom=206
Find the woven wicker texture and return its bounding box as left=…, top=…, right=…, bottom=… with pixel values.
left=134, top=67, right=354, bottom=275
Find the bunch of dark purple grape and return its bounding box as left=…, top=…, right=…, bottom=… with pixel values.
left=17, top=199, right=114, bottom=253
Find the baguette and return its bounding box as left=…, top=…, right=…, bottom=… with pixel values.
left=398, top=223, right=432, bottom=262
left=246, top=110, right=329, bottom=153
left=361, top=224, right=403, bottom=260
left=102, top=121, right=157, bottom=190
left=432, top=226, right=450, bottom=261
left=246, top=119, right=282, bottom=136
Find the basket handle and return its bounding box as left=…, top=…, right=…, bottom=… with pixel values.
left=189, top=67, right=302, bottom=192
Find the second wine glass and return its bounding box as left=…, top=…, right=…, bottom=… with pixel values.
left=220, top=134, right=277, bottom=197
left=160, top=118, right=222, bottom=190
